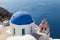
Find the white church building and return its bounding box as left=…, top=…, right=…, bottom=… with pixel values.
left=0, top=11, right=51, bottom=40
left=10, top=11, right=38, bottom=36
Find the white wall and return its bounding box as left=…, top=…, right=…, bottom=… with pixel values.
left=10, top=23, right=32, bottom=36
left=10, top=22, right=38, bottom=36
left=7, top=35, right=36, bottom=40
left=30, top=22, right=38, bottom=33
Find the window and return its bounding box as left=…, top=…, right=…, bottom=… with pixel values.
left=31, top=27, right=32, bottom=33
left=14, top=28, right=15, bottom=34
left=22, top=29, right=25, bottom=35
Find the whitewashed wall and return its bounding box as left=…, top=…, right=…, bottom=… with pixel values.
left=10, top=23, right=32, bottom=36
left=7, top=35, right=36, bottom=40
left=30, top=22, right=38, bottom=33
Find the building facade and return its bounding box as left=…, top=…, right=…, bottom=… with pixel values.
left=10, top=11, right=37, bottom=36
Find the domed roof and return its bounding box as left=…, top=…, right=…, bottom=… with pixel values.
left=10, top=11, right=33, bottom=25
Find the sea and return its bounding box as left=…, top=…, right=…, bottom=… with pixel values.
left=0, top=0, right=60, bottom=39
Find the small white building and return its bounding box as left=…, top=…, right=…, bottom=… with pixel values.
left=10, top=11, right=38, bottom=36
left=0, top=25, right=10, bottom=40
left=0, top=25, right=4, bottom=35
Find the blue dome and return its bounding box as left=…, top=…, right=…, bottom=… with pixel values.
left=10, top=11, right=33, bottom=25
